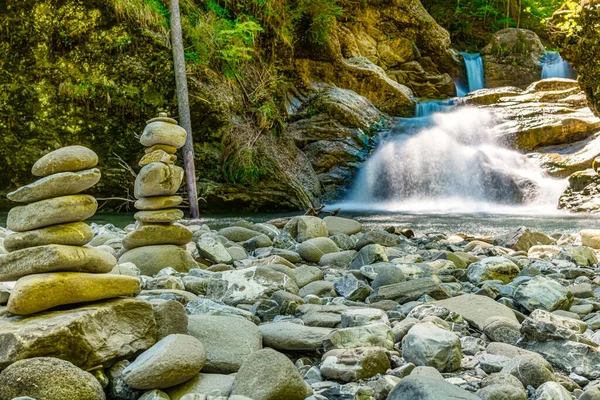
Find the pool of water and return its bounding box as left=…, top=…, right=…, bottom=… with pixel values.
left=2, top=210, right=599, bottom=237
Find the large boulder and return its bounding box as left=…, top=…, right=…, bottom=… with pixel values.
left=513, top=276, right=573, bottom=312
left=231, top=348, right=313, bottom=400
left=0, top=298, right=156, bottom=370
left=0, top=357, right=105, bottom=400
left=323, top=216, right=362, bottom=235
left=320, top=347, right=390, bottom=382
left=466, top=257, right=520, bottom=284
left=283, top=216, right=328, bottom=242
left=481, top=28, right=545, bottom=88
left=435, top=294, right=519, bottom=330
left=297, top=237, right=340, bottom=262
left=187, top=315, right=262, bottom=373
left=259, top=321, right=332, bottom=351
left=500, top=227, right=555, bottom=252
left=501, top=354, right=555, bottom=388
left=387, top=375, right=479, bottom=400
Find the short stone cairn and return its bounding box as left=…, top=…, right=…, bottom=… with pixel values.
left=118, top=113, right=195, bottom=275
left=1, top=146, right=140, bottom=315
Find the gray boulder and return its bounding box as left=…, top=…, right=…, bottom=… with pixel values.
left=387, top=375, right=479, bottom=399
left=401, top=322, right=462, bottom=372
left=320, top=347, right=390, bottom=382
left=501, top=354, right=555, bottom=388
left=259, top=322, right=332, bottom=351
left=513, top=276, right=573, bottom=312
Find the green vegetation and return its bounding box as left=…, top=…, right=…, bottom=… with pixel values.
left=422, top=0, right=567, bottom=50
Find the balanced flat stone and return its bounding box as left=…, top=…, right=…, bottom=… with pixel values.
left=0, top=298, right=156, bottom=370
left=7, top=168, right=101, bottom=203
left=134, top=195, right=183, bottom=211
left=3, top=222, right=94, bottom=252
left=145, top=144, right=177, bottom=154
left=31, top=146, right=98, bottom=177
left=134, top=163, right=184, bottom=199
left=139, top=150, right=176, bottom=167
left=0, top=244, right=116, bottom=282
left=7, top=194, right=97, bottom=232
left=134, top=209, right=184, bottom=223
left=122, top=224, right=192, bottom=250
left=119, top=245, right=197, bottom=275
left=8, top=272, right=141, bottom=315
left=141, top=120, right=187, bottom=149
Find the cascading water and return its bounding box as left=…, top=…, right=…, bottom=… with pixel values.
left=415, top=100, right=456, bottom=117
left=338, top=108, right=566, bottom=213
left=541, top=51, right=576, bottom=79
left=461, top=53, right=485, bottom=93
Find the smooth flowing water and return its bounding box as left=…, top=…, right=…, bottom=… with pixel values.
left=337, top=107, right=567, bottom=214
left=541, top=51, right=576, bottom=79
left=415, top=99, right=456, bottom=117
left=461, top=53, right=485, bottom=92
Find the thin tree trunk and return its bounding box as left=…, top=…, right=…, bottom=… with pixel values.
left=169, top=0, right=200, bottom=218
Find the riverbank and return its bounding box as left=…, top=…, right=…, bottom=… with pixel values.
left=2, top=214, right=600, bottom=399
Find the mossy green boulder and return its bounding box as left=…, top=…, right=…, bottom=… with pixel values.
left=7, top=194, right=97, bottom=232
left=31, top=146, right=99, bottom=177
left=7, top=168, right=101, bottom=203
left=122, top=224, right=192, bottom=250
left=8, top=272, right=140, bottom=315
left=3, top=221, right=94, bottom=252
left=466, top=256, right=520, bottom=284
left=0, top=244, right=116, bottom=282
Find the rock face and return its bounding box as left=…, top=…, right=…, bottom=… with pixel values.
left=481, top=28, right=545, bottom=89
left=0, top=357, right=106, bottom=400
left=0, top=298, right=156, bottom=370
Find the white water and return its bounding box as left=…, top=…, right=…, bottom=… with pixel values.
left=337, top=108, right=567, bottom=214
left=541, top=51, right=576, bottom=79
left=461, top=53, right=485, bottom=92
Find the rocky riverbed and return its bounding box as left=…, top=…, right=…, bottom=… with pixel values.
left=3, top=214, right=600, bottom=400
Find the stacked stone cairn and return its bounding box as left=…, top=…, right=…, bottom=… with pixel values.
left=1, top=146, right=140, bottom=315
left=119, top=112, right=196, bottom=276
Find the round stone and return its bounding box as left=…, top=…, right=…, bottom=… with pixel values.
left=7, top=194, right=97, bottom=232
left=123, top=334, right=205, bottom=389
left=134, top=163, right=184, bottom=199
left=119, top=245, right=198, bottom=275
left=0, top=357, right=105, bottom=400
left=31, top=146, right=98, bottom=177
left=122, top=224, right=192, bottom=250
left=297, top=237, right=340, bottom=262
left=0, top=244, right=116, bottom=282
left=141, top=120, right=187, bottom=149
left=135, top=196, right=183, bottom=211
left=3, top=222, right=93, bottom=252
left=134, top=209, right=184, bottom=223
left=7, top=168, right=101, bottom=203
left=8, top=272, right=140, bottom=315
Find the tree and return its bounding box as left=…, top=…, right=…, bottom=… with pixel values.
left=169, top=0, right=200, bottom=218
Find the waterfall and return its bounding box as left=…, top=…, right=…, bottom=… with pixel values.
left=415, top=100, right=456, bottom=117
left=338, top=108, right=566, bottom=213
left=461, top=53, right=485, bottom=93
left=541, top=51, right=576, bottom=79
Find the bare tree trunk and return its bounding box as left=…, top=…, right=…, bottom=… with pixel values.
left=169, top=0, right=200, bottom=218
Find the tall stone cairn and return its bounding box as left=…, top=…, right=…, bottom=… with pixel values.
left=118, top=112, right=196, bottom=276
left=1, top=146, right=140, bottom=315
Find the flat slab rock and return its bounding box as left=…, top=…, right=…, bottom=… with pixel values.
left=0, top=298, right=156, bottom=370
left=435, top=294, right=519, bottom=330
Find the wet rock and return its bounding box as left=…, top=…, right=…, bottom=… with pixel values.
left=320, top=347, right=390, bottom=382
left=187, top=315, right=262, bottom=373
left=0, top=357, right=105, bottom=400
left=401, top=322, right=462, bottom=372
left=123, top=334, right=205, bottom=389
left=333, top=274, right=372, bottom=301
left=7, top=194, right=97, bottom=232
left=231, top=348, right=312, bottom=400
left=31, top=145, right=99, bottom=177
